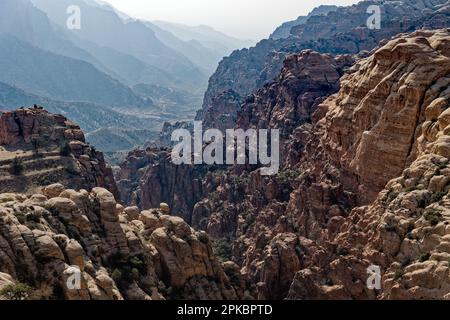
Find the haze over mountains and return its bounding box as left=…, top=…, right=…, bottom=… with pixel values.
left=0, top=0, right=450, bottom=302
left=0, top=0, right=251, bottom=160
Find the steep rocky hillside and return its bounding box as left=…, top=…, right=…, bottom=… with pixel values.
left=0, top=186, right=242, bottom=300
left=270, top=5, right=338, bottom=40
left=196, top=29, right=450, bottom=299
left=118, top=29, right=450, bottom=300
left=284, top=28, right=450, bottom=300
left=116, top=148, right=220, bottom=223
left=198, top=0, right=449, bottom=129
left=0, top=107, right=118, bottom=198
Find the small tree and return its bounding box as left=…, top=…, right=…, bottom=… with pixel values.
left=0, top=283, right=33, bottom=300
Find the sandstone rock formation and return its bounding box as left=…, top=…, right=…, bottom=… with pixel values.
left=285, top=28, right=450, bottom=300
left=0, top=106, right=118, bottom=198
left=191, top=29, right=450, bottom=300
left=116, top=148, right=219, bottom=223
left=198, top=0, right=449, bottom=129
left=0, top=187, right=241, bottom=300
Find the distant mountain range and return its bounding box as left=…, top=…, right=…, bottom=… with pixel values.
left=0, top=0, right=251, bottom=156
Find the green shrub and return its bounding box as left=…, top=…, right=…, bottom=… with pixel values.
left=130, top=268, right=140, bottom=281
left=197, top=232, right=209, bottom=244
left=431, top=191, right=446, bottom=203
left=213, top=238, right=233, bottom=262
left=435, top=163, right=447, bottom=175
left=277, top=169, right=300, bottom=184
left=424, top=211, right=442, bottom=226
left=111, top=269, right=122, bottom=282
left=0, top=283, right=33, bottom=300
left=405, top=186, right=417, bottom=193
left=386, top=190, right=399, bottom=203
left=419, top=253, right=431, bottom=263
left=394, top=270, right=404, bottom=280
left=14, top=212, right=26, bottom=224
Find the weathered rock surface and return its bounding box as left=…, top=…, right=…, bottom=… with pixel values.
left=0, top=106, right=118, bottom=198
left=116, top=148, right=219, bottom=223
left=0, top=187, right=241, bottom=300
left=270, top=5, right=338, bottom=40
left=198, top=0, right=449, bottom=129
left=285, top=29, right=450, bottom=300
left=192, top=30, right=450, bottom=300
left=237, top=51, right=355, bottom=164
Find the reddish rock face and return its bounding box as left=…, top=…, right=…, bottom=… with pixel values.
left=116, top=148, right=218, bottom=223
left=118, top=27, right=450, bottom=300
left=192, top=30, right=450, bottom=300
left=287, top=29, right=450, bottom=300
left=237, top=50, right=355, bottom=167
left=0, top=107, right=119, bottom=199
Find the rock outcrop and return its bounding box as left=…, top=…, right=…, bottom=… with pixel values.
left=270, top=5, right=338, bottom=40
left=0, top=106, right=119, bottom=198
left=191, top=29, right=450, bottom=300
left=198, top=0, right=449, bottom=129
left=284, top=28, right=450, bottom=300
left=116, top=148, right=219, bottom=223
left=0, top=187, right=241, bottom=300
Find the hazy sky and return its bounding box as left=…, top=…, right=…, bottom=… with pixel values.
left=102, top=0, right=360, bottom=40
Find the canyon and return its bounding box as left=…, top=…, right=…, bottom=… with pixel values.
left=0, top=0, right=450, bottom=301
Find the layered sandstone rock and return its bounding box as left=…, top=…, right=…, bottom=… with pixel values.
left=191, top=30, right=450, bottom=300
left=116, top=148, right=219, bottom=223
left=237, top=51, right=355, bottom=164
left=0, top=187, right=241, bottom=300
left=0, top=106, right=118, bottom=198
left=286, top=29, right=450, bottom=300
left=199, top=0, right=449, bottom=128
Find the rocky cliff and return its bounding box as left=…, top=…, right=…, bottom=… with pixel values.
left=116, top=148, right=222, bottom=224
left=0, top=186, right=241, bottom=300
left=198, top=0, right=449, bottom=130
left=285, top=28, right=450, bottom=300
left=192, top=29, right=450, bottom=300
left=270, top=5, right=338, bottom=40
left=0, top=107, right=118, bottom=198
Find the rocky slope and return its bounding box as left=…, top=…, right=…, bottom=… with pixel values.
left=270, top=5, right=338, bottom=40
left=236, top=51, right=355, bottom=164
left=198, top=0, right=450, bottom=129
left=284, top=28, right=450, bottom=300
left=0, top=186, right=242, bottom=300
left=191, top=29, right=450, bottom=300
left=0, top=106, right=118, bottom=198
left=116, top=148, right=221, bottom=224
